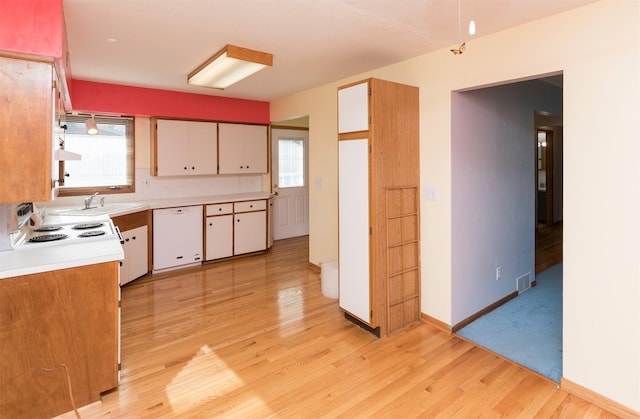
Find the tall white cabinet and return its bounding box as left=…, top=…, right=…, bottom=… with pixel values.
left=338, top=78, right=421, bottom=337
left=338, top=139, right=371, bottom=323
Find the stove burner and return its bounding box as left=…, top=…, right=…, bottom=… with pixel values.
left=33, top=225, right=63, bottom=232
left=29, top=234, right=68, bottom=243
left=78, top=230, right=106, bottom=238
left=73, top=222, right=105, bottom=230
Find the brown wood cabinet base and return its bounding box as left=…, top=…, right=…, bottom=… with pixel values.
left=0, top=262, right=119, bottom=418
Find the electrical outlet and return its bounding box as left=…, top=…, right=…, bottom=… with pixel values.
left=496, top=266, right=502, bottom=280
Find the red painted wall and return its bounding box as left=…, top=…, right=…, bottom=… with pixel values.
left=1, top=0, right=269, bottom=123
left=71, top=80, right=270, bottom=124
left=0, top=0, right=63, bottom=58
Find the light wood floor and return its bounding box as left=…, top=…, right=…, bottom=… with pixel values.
left=61, top=235, right=615, bottom=418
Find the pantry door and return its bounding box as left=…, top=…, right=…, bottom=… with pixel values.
left=271, top=128, right=309, bottom=240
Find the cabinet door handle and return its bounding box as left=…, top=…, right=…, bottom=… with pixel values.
left=184, top=166, right=188, bottom=170
left=125, top=238, right=129, bottom=242
left=132, top=236, right=136, bottom=240
left=192, top=166, right=195, bottom=170
left=209, top=223, right=212, bottom=226
left=218, top=208, right=222, bottom=211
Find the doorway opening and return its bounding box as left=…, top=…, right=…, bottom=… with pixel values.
left=451, top=73, right=564, bottom=381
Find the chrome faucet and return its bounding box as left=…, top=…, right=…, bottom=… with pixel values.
left=84, top=192, right=99, bottom=209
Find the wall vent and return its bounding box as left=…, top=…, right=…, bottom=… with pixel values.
left=517, top=273, right=532, bottom=294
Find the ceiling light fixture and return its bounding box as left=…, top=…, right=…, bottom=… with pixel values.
left=85, top=115, right=98, bottom=135
left=468, top=20, right=476, bottom=36
left=451, top=0, right=467, bottom=55
left=187, top=44, right=273, bottom=89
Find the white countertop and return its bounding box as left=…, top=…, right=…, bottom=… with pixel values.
left=1, top=192, right=272, bottom=279
left=44, top=192, right=273, bottom=218
left=0, top=238, right=124, bottom=279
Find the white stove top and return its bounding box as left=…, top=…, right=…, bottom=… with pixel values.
left=11, top=219, right=121, bottom=250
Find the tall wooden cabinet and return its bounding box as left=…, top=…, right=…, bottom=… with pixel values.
left=338, top=78, right=420, bottom=337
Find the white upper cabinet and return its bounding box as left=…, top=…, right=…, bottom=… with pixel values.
left=218, top=123, right=268, bottom=174
left=338, top=81, right=369, bottom=134
left=153, top=119, right=217, bottom=176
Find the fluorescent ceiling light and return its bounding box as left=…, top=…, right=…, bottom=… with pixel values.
left=187, top=44, right=273, bottom=89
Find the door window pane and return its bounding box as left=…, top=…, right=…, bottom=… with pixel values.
left=278, top=138, right=304, bottom=187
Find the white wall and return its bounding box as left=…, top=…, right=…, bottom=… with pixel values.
left=451, top=80, right=562, bottom=325
left=271, top=0, right=640, bottom=411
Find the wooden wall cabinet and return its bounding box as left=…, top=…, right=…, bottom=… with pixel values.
left=0, top=262, right=120, bottom=418
left=337, top=78, right=420, bottom=337
left=152, top=118, right=217, bottom=176
left=218, top=123, right=268, bottom=174
left=0, top=56, right=61, bottom=203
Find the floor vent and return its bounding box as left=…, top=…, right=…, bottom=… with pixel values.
left=517, top=273, right=531, bottom=294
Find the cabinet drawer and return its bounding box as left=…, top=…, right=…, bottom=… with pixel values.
left=234, top=200, right=266, bottom=213
left=206, top=203, right=233, bottom=216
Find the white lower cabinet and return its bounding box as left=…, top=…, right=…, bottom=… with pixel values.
left=234, top=202, right=267, bottom=255
left=205, top=214, right=233, bottom=260
left=120, top=225, right=149, bottom=286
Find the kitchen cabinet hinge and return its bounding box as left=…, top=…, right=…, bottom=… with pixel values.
left=369, top=227, right=372, bottom=235
left=52, top=79, right=57, bottom=89
left=118, top=300, right=121, bottom=308
left=368, top=145, right=372, bottom=153
left=368, top=116, right=371, bottom=124
left=370, top=310, right=373, bottom=319
left=118, top=363, right=122, bottom=371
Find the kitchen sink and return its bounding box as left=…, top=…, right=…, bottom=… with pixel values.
left=51, top=202, right=146, bottom=216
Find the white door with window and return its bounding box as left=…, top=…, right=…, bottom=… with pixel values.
left=271, top=128, right=309, bottom=240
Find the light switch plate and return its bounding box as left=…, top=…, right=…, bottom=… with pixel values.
left=424, top=186, right=438, bottom=201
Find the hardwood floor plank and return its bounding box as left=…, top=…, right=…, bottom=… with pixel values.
left=54, top=235, right=617, bottom=418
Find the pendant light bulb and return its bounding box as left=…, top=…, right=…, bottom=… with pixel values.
left=468, top=20, right=476, bottom=36
left=86, top=115, right=98, bottom=135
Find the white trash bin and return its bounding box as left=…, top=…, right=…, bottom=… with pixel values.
left=320, top=261, right=339, bottom=299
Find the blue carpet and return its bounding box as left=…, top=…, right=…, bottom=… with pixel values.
left=457, top=263, right=562, bottom=382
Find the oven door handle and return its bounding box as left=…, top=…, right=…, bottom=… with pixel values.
left=115, top=226, right=125, bottom=245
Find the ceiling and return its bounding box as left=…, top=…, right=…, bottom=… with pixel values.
left=63, top=0, right=596, bottom=102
